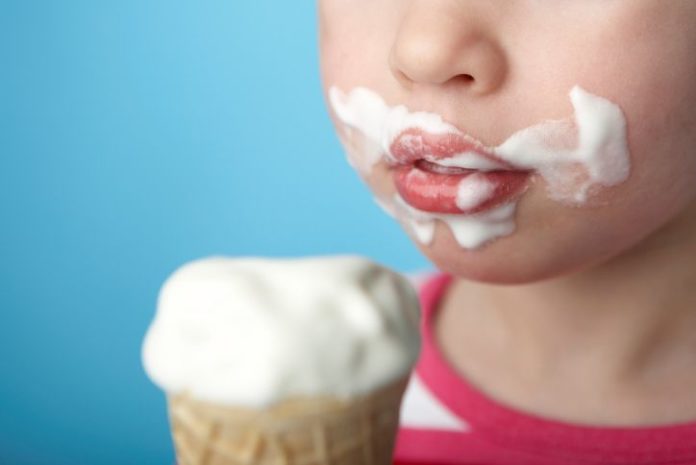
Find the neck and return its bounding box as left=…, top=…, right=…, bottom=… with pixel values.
left=442, top=200, right=696, bottom=387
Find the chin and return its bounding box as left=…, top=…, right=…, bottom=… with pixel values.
left=414, top=221, right=589, bottom=285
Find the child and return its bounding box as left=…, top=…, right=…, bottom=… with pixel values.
left=318, top=1, right=696, bottom=464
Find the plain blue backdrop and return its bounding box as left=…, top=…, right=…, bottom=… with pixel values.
left=1, top=1, right=430, bottom=464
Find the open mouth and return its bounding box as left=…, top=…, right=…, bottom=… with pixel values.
left=414, top=159, right=479, bottom=176
left=330, top=84, right=631, bottom=248
left=386, top=128, right=530, bottom=214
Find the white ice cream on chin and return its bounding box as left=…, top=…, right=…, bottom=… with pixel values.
left=329, top=85, right=631, bottom=249
left=393, top=195, right=517, bottom=249
left=142, top=256, right=421, bottom=408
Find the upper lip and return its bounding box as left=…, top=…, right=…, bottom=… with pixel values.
left=387, top=128, right=520, bottom=172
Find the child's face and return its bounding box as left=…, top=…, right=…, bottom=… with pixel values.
left=319, top=1, right=696, bottom=283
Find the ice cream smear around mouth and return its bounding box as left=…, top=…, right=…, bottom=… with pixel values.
left=329, top=85, right=630, bottom=249
left=142, top=256, right=421, bottom=407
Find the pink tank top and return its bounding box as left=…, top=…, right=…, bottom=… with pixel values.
left=393, top=273, right=696, bottom=465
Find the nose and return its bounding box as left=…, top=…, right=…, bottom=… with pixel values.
left=389, top=2, right=508, bottom=95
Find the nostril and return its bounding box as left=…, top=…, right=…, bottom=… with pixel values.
left=458, top=74, right=475, bottom=84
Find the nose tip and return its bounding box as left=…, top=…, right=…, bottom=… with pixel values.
left=389, top=8, right=508, bottom=95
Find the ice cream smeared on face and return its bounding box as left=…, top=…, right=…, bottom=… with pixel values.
left=392, top=196, right=517, bottom=249
left=329, top=87, right=457, bottom=176
left=142, top=256, right=421, bottom=408
left=455, top=174, right=495, bottom=211
left=495, top=87, right=630, bottom=203
left=329, top=85, right=631, bottom=249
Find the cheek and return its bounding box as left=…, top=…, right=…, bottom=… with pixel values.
left=528, top=14, right=696, bottom=234
left=609, top=67, right=696, bottom=234
left=319, top=1, right=402, bottom=93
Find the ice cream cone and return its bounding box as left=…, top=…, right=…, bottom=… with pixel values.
left=168, top=377, right=409, bottom=465
left=143, top=257, right=421, bottom=464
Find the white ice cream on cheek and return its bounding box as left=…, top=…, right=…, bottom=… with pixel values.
left=495, top=87, right=630, bottom=203
left=328, top=85, right=631, bottom=249
left=330, top=87, right=394, bottom=175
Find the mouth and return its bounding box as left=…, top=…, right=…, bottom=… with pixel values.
left=389, top=129, right=532, bottom=214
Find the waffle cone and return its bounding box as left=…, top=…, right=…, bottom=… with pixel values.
left=167, top=377, right=408, bottom=465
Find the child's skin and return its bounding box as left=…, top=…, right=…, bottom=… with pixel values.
left=319, top=1, right=696, bottom=425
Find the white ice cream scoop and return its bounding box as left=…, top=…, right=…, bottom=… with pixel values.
left=142, top=255, right=422, bottom=408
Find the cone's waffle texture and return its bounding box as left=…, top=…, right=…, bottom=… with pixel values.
left=168, top=377, right=408, bottom=465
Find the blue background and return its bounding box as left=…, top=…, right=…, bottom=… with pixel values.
left=1, top=1, right=430, bottom=464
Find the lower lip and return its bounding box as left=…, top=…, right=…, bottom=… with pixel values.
left=393, top=162, right=530, bottom=214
